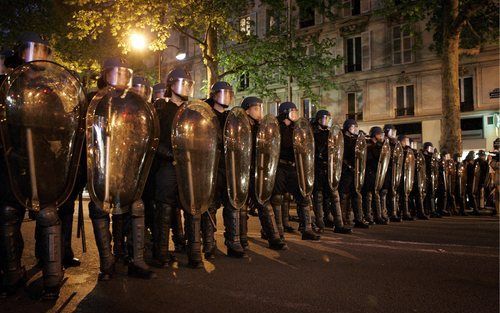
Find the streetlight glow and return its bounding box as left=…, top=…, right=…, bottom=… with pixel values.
left=175, top=52, right=186, bottom=60
left=130, top=32, right=147, bottom=51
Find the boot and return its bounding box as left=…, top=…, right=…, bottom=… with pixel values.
left=185, top=213, right=203, bottom=268
left=362, top=191, right=374, bottom=224
left=353, top=191, right=370, bottom=227
left=223, top=207, right=246, bottom=258
left=388, top=192, right=401, bottom=222
left=0, top=206, right=26, bottom=297
left=112, top=214, right=128, bottom=264
left=401, top=195, right=414, bottom=221
left=152, top=203, right=175, bottom=267
left=379, top=189, right=390, bottom=222
left=59, top=206, right=80, bottom=268
left=37, top=207, right=63, bottom=300
left=258, top=204, right=287, bottom=250
left=172, top=208, right=186, bottom=253
left=298, top=203, right=320, bottom=241
left=201, top=210, right=217, bottom=259
left=240, top=207, right=249, bottom=251
left=91, top=215, right=115, bottom=281
left=128, top=201, right=156, bottom=279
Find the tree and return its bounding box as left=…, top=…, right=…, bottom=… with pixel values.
left=378, top=0, right=499, bottom=155
left=67, top=0, right=342, bottom=100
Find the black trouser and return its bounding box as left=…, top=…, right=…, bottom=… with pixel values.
left=0, top=204, right=26, bottom=288
left=424, top=183, right=436, bottom=215
left=273, top=162, right=314, bottom=233
left=339, top=167, right=363, bottom=224
left=312, top=167, right=329, bottom=229
left=436, top=185, right=447, bottom=215
left=58, top=191, right=81, bottom=262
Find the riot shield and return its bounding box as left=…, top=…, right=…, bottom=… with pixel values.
left=354, top=132, right=367, bottom=193
left=0, top=60, right=86, bottom=211
left=391, top=142, right=404, bottom=193
left=255, top=114, right=280, bottom=205
left=327, top=125, right=343, bottom=192
left=375, top=139, right=391, bottom=192
left=403, top=149, right=416, bottom=196
left=456, top=161, right=466, bottom=197
left=416, top=151, right=427, bottom=199
left=446, top=160, right=455, bottom=194
left=293, top=117, right=315, bottom=197
left=432, top=155, right=439, bottom=194
left=172, top=100, right=219, bottom=216
left=86, top=87, right=159, bottom=214
left=224, top=107, right=252, bottom=209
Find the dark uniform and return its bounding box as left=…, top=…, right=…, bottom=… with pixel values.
left=423, top=142, right=440, bottom=218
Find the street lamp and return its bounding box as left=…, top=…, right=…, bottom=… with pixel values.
left=130, top=32, right=147, bottom=51
left=157, top=45, right=186, bottom=82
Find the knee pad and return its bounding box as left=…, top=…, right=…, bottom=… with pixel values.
left=0, top=205, right=21, bottom=224
left=131, top=200, right=145, bottom=218
left=270, top=194, right=283, bottom=206
left=36, top=207, right=60, bottom=227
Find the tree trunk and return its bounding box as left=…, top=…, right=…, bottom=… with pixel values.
left=200, top=26, right=219, bottom=96
left=440, top=0, right=462, bottom=156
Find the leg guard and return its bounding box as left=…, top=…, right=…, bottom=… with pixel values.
left=401, top=194, right=413, bottom=220
left=201, top=209, right=217, bottom=258
left=185, top=213, right=202, bottom=268
left=0, top=205, right=25, bottom=288
left=222, top=207, right=245, bottom=258
left=58, top=204, right=75, bottom=262
left=111, top=214, right=128, bottom=262
left=353, top=191, right=364, bottom=223
left=152, top=203, right=173, bottom=264
left=128, top=201, right=156, bottom=279
left=171, top=208, right=186, bottom=252
left=379, top=189, right=389, bottom=220
left=270, top=194, right=285, bottom=238
left=362, top=191, right=374, bottom=223
left=297, top=201, right=320, bottom=241
left=281, top=194, right=293, bottom=231
left=312, top=191, right=325, bottom=231
left=36, top=206, right=63, bottom=293
left=89, top=208, right=114, bottom=281
left=239, top=207, right=249, bottom=250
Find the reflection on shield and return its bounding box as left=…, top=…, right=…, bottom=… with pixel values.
left=391, top=142, right=404, bottom=194
left=86, top=87, right=159, bottom=214
left=0, top=60, right=86, bottom=211
left=354, top=133, right=367, bottom=193
left=403, top=149, right=415, bottom=196
left=293, top=117, right=315, bottom=197
left=255, top=114, right=280, bottom=205
left=457, top=162, right=466, bottom=197
left=172, top=100, right=218, bottom=216
left=224, top=107, right=252, bottom=209
left=328, top=125, right=343, bottom=192
left=416, top=151, right=427, bottom=199
left=375, top=139, right=391, bottom=192
left=432, top=156, right=439, bottom=194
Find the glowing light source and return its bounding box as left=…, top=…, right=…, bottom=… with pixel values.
left=130, top=33, right=147, bottom=51
left=175, top=52, right=186, bottom=61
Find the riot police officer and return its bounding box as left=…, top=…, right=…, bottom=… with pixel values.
left=339, top=119, right=369, bottom=228
left=362, top=127, right=388, bottom=225
left=150, top=68, right=193, bottom=267
left=381, top=124, right=402, bottom=222
left=409, top=141, right=429, bottom=219
left=242, top=97, right=287, bottom=249
left=473, top=150, right=489, bottom=212
left=436, top=150, right=450, bottom=216
left=152, top=82, right=167, bottom=102
left=206, top=81, right=248, bottom=258
left=271, top=102, right=320, bottom=240
left=423, top=142, right=441, bottom=218
left=311, top=111, right=353, bottom=233
left=398, top=135, right=415, bottom=221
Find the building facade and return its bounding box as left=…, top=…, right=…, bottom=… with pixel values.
left=161, top=0, right=499, bottom=153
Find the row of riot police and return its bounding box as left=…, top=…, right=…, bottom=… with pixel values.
left=0, top=32, right=496, bottom=301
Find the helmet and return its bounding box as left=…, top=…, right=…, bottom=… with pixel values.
left=383, top=124, right=397, bottom=139
left=152, top=83, right=167, bottom=100
left=241, top=96, right=263, bottom=110
left=315, top=110, right=331, bottom=128
left=166, top=67, right=194, bottom=98
left=423, top=142, right=434, bottom=154
left=342, top=118, right=357, bottom=131
left=369, top=126, right=383, bottom=138
left=17, top=32, right=51, bottom=62
left=278, top=101, right=299, bottom=122
left=102, top=57, right=133, bottom=89
left=210, top=81, right=234, bottom=106
left=132, top=76, right=152, bottom=101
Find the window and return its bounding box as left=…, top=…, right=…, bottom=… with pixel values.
left=343, top=0, right=361, bottom=17
left=239, top=14, right=256, bottom=36
left=267, top=10, right=281, bottom=33
left=393, top=26, right=413, bottom=65
left=238, top=73, right=250, bottom=91
left=302, top=98, right=317, bottom=119
left=394, top=122, right=423, bottom=142
left=460, top=117, right=483, bottom=139
left=459, top=76, right=474, bottom=112
left=346, top=36, right=362, bottom=72
left=299, top=5, right=315, bottom=28
left=347, top=91, right=363, bottom=121
left=395, top=85, right=415, bottom=116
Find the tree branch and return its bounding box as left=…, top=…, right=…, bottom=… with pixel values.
left=173, top=25, right=205, bottom=46
left=451, top=2, right=482, bottom=34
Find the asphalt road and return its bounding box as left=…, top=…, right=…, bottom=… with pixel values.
left=1, top=206, right=498, bottom=313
